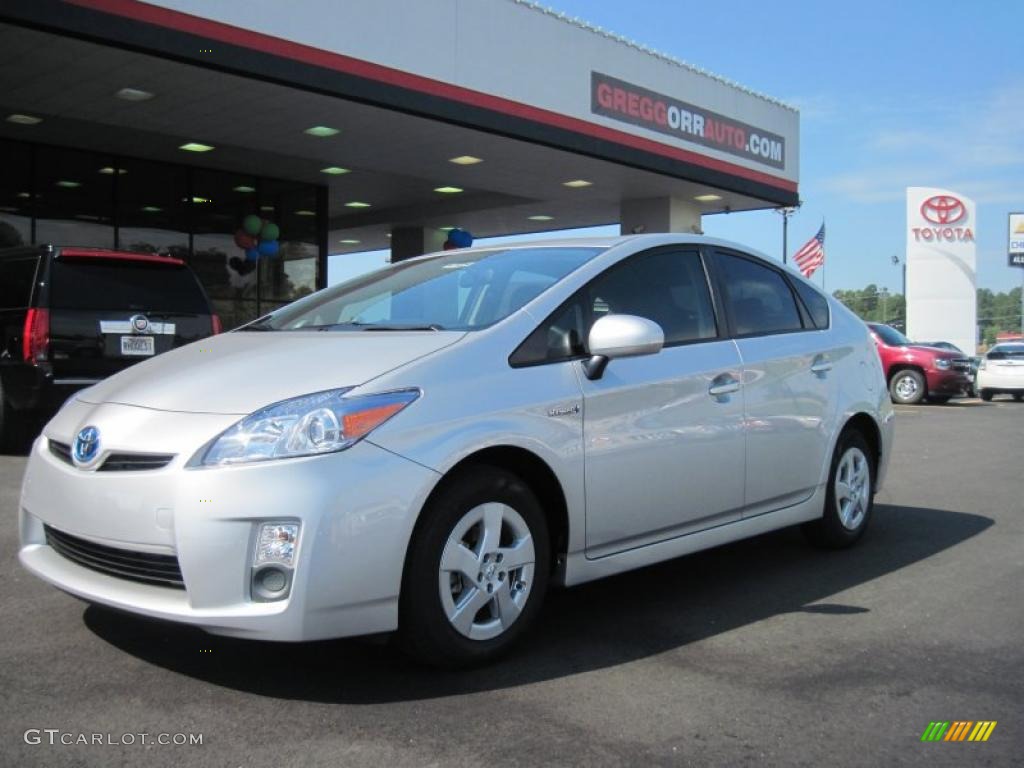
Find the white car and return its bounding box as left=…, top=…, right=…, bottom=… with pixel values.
left=977, top=342, right=1024, bottom=401
left=18, top=235, right=894, bottom=665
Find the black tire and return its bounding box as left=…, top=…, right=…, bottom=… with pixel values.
left=398, top=465, right=550, bottom=667
left=802, top=429, right=875, bottom=549
left=980, top=389, right=994, bottom=402
left=0, top=380, right=19, bottom=454
left=889, top=369, right=926, bottom=405
left=927, top=395, right=951, bottom=405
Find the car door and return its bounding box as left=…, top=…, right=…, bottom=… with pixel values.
left=711, top=250, right=838, bottom=516
left=573, top=247, right=746, bottom=557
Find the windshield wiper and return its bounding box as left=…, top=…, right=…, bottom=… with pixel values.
left=350, top=322, right=445, bottom=332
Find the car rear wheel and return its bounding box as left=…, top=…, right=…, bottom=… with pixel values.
left=980, top=389, right=994, bottom=402
left=399, top=465, right=550, bottom=666
left=889, top=369, right=926, bottom=404
left=803, top=430, right=875, bottom=549
left=0, top=381, right=20, bottom=453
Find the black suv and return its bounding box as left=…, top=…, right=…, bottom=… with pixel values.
left=0, top=245, right=220, bottom=447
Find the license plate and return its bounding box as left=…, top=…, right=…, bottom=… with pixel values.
left=120, top=335, right=155, bottom=356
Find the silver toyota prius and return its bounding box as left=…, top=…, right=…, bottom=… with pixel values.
left=18, top=235, right=894, bottom=665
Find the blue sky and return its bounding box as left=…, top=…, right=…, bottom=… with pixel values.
left=331, top=0, right=1022, bottom=293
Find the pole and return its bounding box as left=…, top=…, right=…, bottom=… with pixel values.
left=782, top=215, right=788, bottom=265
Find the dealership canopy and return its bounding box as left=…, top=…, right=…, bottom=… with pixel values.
left=0, top=0, right=799, bottom=265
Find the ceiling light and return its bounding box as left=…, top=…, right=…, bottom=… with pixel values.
left=345, top=201, right=371, bottom=208
left=304, top=126, right=339, bottom=137
left=233, top=185, right=255, bottom=193
left=98, top=166, right=127, bottom=175
left=16, top=192, right=31, bottom=198
left=295, top=210, right=316, bottom=216
left=179, top=142, right=214, bottom=153
left=55, top=180, right=81, bottom=189
left=339, top=238, right=361, bottom=244
left=385, top=233, right=392, bottom=238
left=449, top=155, right=483, bottom=165
left=190, top=196, right=212, bottom=203
left=141, top=205, right=162, bottom=212
left=439, top=226, right=456, bottom=231
left=434, top=186, right=463, bottom=194
left=528, top=215, right=554, bottom=221
left=320, top=166, right=349, bottom=175
left=694, top=194, right=723, bottom=202
left=6, top=113, right=42, bottom=125
left=259, top=206, right=275, bottom=212
left=563, top=179, right=592, bottom=188
left=115, top=87, right=155, bottom=102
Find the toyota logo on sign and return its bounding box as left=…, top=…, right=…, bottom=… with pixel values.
left=920, top=195, right=966, bottom=225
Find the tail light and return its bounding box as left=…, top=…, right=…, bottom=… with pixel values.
left=211, top=314, right=223, bottom=335
left=22, top=308, right=50, bottom=363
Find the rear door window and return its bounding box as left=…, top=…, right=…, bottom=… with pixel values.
left=792, top=279, right=830, bottom=329
left=0, top=257, right=38, bottom=309
left=50, top=260, right=209, bottom=313
left=715, top=252, right=804, bottom=336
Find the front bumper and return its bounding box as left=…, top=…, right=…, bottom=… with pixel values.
left=18, top=399, right=439, bottom=641
left=925, top=369, right=971, bottom=396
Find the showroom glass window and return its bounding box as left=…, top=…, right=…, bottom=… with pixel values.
left=511, top=248, right=718, bottom=366
left=0, top=140, right=33, bottom=248
left=115, top=157, right=189, bottom=262
left=258, top=178, right=319, bottom=314
left=34, top=146, right=115, bottom=248
left=715, top=252, right=804, bottom=336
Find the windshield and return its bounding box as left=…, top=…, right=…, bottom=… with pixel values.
left=871, top=324, right=911, bottom=346
left=988, top=344, right=1024, bottom=359
left=252, top=246, right=604, bottom=332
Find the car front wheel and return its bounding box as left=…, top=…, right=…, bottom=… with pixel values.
left=399, top=466, right=550, bottom=666
left=889, top=369, right=926, bottom=404
left=980, top=389, right=994, bottom=402
left=803, top=430, right=875, bottom=549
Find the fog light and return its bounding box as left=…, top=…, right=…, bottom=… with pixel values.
left=255, top=523, right=299, bottom=566
left=251, top=565, right=292, bottom=602
left=258, top=567, right=287, bottom=592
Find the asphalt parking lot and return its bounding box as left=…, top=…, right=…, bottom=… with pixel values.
left=1, top=399, right=1021, bottom=767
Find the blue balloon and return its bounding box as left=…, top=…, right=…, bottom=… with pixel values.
left=449, top=229, right=473, bottom=248
left=257, top=239, right=280, bottom=257
left=244, top=246, right=260, bottom=261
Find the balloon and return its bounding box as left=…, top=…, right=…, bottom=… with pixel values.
left=449, top=228, right=473, bottom=248
left=257, top=239, right=280, bottom=257
left=242, top=214, right=262, bottom=236
left=259, top=220, right=280, bottom=241
left=233, top=230, right=257, bottom=250
left=244, top=246, right=260, bottom=262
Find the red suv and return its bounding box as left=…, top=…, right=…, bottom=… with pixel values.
left=867, top=323, right=972, bottom=404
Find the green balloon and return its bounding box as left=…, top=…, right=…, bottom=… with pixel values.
left=259, top=220, right=280, bottom=241
left=242, top=214, right=262, bottom=236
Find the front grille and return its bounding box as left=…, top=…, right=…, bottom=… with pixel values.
left=951, top=358, right=971, bottom=373
left=44, top=525, right=185, bottom=589
left=98, top=453, right=175, bottom=472
left=49, top=440, right=72, bottom=465
left=47, top=440, right=173, bottom=471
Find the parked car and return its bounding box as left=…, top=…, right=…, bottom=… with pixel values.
left=866, top=323, right=972, bottom=405
left=0, top=245, right=220, bottom=448
left=19, top=236, right=893, bottom=666
left=976, top=343, right=1024, bottom=401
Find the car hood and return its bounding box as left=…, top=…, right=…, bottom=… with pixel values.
left=908, top=345, right=960, bottom=359
left=76, top=330, right=466, bottom=414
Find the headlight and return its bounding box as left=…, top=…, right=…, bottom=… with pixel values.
left=979, top=358, right=987, bottom=370
left=934, top=358, right=951, bottom=370
left=201, top=388, right=420, bottom=466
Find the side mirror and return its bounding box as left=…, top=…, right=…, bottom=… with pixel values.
left=583, top=314, right=664, bottom=380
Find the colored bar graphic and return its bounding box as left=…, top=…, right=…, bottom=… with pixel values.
left=923, top=721, right=997, bottom=742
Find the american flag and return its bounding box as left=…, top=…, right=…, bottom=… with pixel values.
left=793, top=223, right=825, bottom=278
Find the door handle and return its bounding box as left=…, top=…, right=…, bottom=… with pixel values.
left=811, top=355, right=833, bottom=374
left=709, top=374, right=741, bottom=397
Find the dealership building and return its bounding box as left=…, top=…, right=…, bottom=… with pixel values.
left=0, top=0, right=800, bottom=327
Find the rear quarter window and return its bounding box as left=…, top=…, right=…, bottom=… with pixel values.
left=0, top=257, right=38, bottom=309
left=50, top=260, right=210, bottom=314
left=792, top=280, right=830, bottom=329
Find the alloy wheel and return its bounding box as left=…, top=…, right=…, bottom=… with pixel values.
left=438, top=502, right=536, bottom=641
left=834, top=446, right=870, bottom=530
